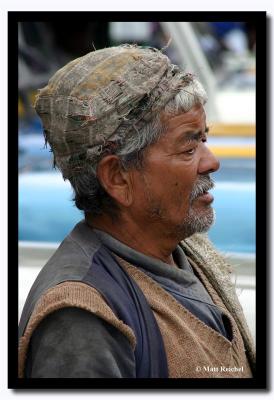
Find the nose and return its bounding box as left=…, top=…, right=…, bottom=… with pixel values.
left=198, top=145, right=220, bottom=175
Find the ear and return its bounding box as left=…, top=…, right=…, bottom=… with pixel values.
left=97, top=155, right=133, bottom=207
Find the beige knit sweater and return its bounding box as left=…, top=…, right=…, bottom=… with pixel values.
left=18, top=233, right=255, bottom=378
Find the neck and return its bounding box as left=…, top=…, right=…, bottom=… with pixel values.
left=86, top=212, right=178, bottom=266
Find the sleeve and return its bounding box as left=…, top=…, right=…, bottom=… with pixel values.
left=24, top=307, right=136, bottom=378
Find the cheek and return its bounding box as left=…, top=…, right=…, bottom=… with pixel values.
left=172, top=184, right=190, bottom=209
left=170, top=175, right=197, bottom=209
left=137, top=162, right=197, bottom=207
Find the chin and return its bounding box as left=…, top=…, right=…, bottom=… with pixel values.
left=174, top=207, right=216, bottom=240
left=191, top=207, right=216, bottom=232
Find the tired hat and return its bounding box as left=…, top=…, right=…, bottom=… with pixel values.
left=35, top=44, right=194, bottom=178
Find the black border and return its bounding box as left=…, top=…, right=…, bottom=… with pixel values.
left=9, top=10, right=267, bottom=390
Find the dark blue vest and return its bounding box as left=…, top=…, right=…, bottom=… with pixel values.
left=83, top=246, right=168, bottom=378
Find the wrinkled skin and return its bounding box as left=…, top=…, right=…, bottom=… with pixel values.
left=88, top=104, right=220, bottom=265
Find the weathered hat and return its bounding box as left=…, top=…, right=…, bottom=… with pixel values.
left=35, top=44, right=194, bottom=179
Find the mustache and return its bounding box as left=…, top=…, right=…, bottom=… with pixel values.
left=189, top=175, right=215, bottom=202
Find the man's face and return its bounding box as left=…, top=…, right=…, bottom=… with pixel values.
left=130, top=104, right=220, bottom=240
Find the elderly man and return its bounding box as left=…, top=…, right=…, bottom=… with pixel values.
left=18, top=44, right=255, bottom=378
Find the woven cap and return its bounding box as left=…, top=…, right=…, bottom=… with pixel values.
left=35, top=44, right=194, bottom=179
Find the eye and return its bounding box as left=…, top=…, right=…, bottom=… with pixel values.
left=184, top=147, right=196, bottom=155
left=182, top=141, right=199, bottom=155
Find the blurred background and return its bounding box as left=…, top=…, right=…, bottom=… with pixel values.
left=18, top=21, right=256, bottom=338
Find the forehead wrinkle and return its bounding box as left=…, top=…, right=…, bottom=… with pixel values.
left=163, top=104, right=206, bottom=130
left=165, top=113, right=202, bottom=132
left=156, top=105, right=207, bottom=152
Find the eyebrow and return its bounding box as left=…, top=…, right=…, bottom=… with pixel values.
left=177, top=126, right=209, bottom=145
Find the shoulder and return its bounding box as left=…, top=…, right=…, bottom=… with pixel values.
left=19, top=221, right=106, bottom=338
left=44, top=220, right=102, bottom=271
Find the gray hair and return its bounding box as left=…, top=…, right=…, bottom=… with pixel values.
left=69, top=78, right=207, bottom=218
